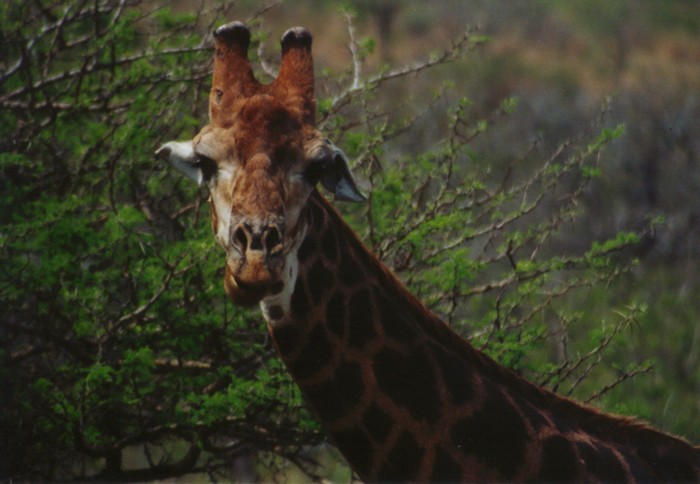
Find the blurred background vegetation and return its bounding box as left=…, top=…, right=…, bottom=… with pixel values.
left=1, top=0, right=698, bottom=480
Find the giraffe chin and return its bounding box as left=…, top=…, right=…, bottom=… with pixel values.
left=224, top=270, right=284, bottom=307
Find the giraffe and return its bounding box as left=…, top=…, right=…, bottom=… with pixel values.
left=156, top=21, right=700, bottom=482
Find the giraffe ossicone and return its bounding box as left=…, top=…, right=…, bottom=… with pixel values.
left=157, top=21, right=700, bottom=482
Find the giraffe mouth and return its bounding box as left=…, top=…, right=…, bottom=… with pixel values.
left=225, top=270, right=284, bottom=306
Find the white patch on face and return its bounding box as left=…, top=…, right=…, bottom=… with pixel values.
left=259, top=225, right=305, bottom=325
left=209, top=165, right=237, bottom=250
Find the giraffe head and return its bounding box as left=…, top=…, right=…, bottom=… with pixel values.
left=157, top=22, right=363, bottom=306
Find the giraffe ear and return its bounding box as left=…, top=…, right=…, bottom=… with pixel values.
left=319, top=145, right=366, bottom=203
left=156, top=141, right=207, bottom=186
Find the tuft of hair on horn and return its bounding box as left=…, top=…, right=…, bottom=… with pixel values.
left=280, top=27, right=312, bottom=54
left=213, top=21, right=251, bottom=50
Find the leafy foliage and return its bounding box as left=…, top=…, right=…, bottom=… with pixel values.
left=1, top=2, right=319, bottom=480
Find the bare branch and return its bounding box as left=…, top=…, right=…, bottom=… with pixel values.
left=345, top=12, right=362, bottom=91
left=584, top=363, right=655, bottom=404
left=323, top=27, right=484, bottom=122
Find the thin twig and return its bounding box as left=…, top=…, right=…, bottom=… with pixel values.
left=345, top=12, right=362, bottom=91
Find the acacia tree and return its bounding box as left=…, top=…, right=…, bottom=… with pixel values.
left=1, top=1, right=642, bottom=480
left=1, top=2, right=324, bottom=479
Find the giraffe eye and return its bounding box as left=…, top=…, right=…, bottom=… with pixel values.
left=195, top=155, right=218, bottom=182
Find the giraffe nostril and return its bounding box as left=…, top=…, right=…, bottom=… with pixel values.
left=233, top=225, right=248, bottom=252
left=232, top=223, right=283, bottom=255
left=265, top=226, right=283, bottom=254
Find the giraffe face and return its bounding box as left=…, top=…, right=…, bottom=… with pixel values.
left=157, top=22, right=363, bottom=306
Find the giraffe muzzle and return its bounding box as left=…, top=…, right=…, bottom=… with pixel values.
left=224, top=221, right=286, bottom=306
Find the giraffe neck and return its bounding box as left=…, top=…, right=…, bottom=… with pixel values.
left=260, top=191, right=700, bottom=482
